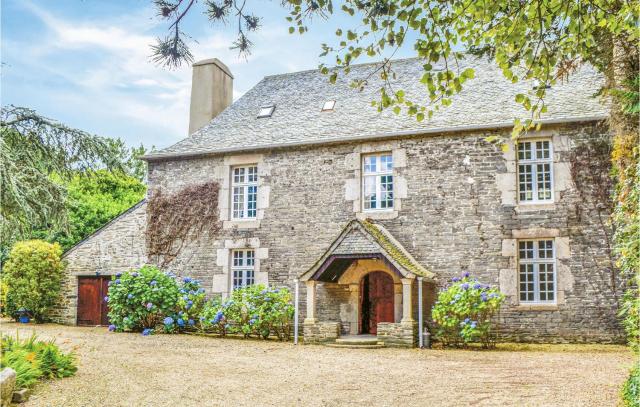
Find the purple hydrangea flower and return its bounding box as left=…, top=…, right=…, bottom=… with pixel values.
left=183, top=277, right=192, bottom=283
left=188, top=319, right=195, bottom=326
left=116, top=272, right=122, bottom=278
left=213, top=311, right=224, bottom=324
left=104, top=296, right=109, bottom=302
left=249, top=318, right=256, bottom=325
left=463, top=272, right=470, bottom=278
left=470, top=322, right=477, bottom=329
left=150, top=280, right=157, bottom=286
left=142, top=328, right=152, bottom=336
left=146, top=303, right=153, bottom=310
left=115, top=279, right=121, bottom=284
left=108, top=324, right=116, bottom=332
left=473, top=283, right=481, bottom=289
left=452, top=277, right=460, bottom=282
left=481, top=293, right=488, bottom=302
left=132, top=272, right=139, bottom=277
left=461, top=283, right=469, bottom=290
left=163, top=317, right=174, bottom=325
left=464, top=318, right=471, bottom=324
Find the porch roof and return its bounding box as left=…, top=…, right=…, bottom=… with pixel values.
left=299, top=219, right=434, bottom=282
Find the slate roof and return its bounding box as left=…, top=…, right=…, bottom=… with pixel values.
left=145, top=57, right=607, bottom=160
left=300, top=219, right=434, bottom=281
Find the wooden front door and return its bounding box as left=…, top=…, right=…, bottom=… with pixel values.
left=360, top=271, right=394, bottom=334
left=77, top=276, right=110, bottom=326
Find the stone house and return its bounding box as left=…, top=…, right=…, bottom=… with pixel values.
left=54, top=57, right=624, bottom=346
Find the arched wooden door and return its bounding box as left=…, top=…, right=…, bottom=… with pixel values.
left=360, top=271, right=395, bottom=334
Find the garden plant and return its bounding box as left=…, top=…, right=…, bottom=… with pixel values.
left=0, top=333, right=77, bottom=390
left=2, top=240, right=64, bottom=323
left=431, top=272, right=505, bottom=348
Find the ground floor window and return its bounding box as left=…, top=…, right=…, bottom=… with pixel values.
left=518, top=239, right=556, bottom=303
left=232, top=249, right=255, bottom=290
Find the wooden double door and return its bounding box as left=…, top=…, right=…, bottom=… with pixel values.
left=77, top=276, right=110, bottom=326
left=360, top=271, right=395, bottom=334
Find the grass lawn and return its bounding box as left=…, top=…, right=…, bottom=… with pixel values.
left=0, top=321, right=633, bottom=406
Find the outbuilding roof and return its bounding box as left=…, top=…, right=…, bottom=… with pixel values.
left=145, top=57, right=607, bottom=161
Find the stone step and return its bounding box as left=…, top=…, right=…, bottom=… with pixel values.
left=334, top=335, right=379, bottom=346
left=324, top=343, right=385, bottom=349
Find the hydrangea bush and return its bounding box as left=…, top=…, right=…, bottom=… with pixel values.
left=431, top=272, right=505, bottom=348
left=106, top=265, right=181, bottom=332
left=199, top=284, right=294, bottom=341
left=161, top=277, right=206, bottom=333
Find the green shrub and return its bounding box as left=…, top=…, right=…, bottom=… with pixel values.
left=622, top=361, right=640, bottom=407
left=106, top=265, right=180, bottom=332
left=199, top=285, right=294, bottom=340
left=431, top=272, right=505, bottom=348
left=0, top=333, right=77, bottom=389
left=160, top=277, right=206, bottom=333
left=3, top=240, right=64, bottom=323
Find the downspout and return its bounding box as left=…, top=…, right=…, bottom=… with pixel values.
left=294, top=278, right=299, bottom=345
left=418, top=277, right=424, bottom=348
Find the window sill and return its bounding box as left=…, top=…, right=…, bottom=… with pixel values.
left=356, top=210, right=398, bottom=220
left=514, top=304, right=558, bottom=311
left=223, top=219, right=260, bottom=230
left=515, top=202, right=556, bottom=213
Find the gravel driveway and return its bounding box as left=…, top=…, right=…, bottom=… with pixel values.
left=1, top=321, right=632, bottom=407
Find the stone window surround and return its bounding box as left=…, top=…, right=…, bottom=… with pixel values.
left=214, top=237, right=268, bottom=298
left=496, top=129, right=573, bottom=211
left=344, top=142, right=408, bottom=220
left=499, top=228, right=573, bottom=311
left=217, top=154, right=270, bottom=229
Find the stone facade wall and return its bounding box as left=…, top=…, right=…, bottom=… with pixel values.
left=377, top=322, right=418, bottom=348
left=61, top=121, right=623, bottom=343
left=51, top=202, right=147, bottom=325
left=303, top=321, right=340, bottom=344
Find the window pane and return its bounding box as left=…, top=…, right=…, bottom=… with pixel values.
left=363, top=156, right=377, bottom=174
left=537, top=163, right=552, bottom=200
left=247, top=185, right=257, bottom=218
left=380, top=154, right=393, bottom=171
left=518, top=142, right=532, bottom=160
left=519, top=263, right=535, bottom=302
left=536, top=141, right=550, bottom=159
left=233, top=186, right=244, bottom=218
left=363, top=176, right=376, bottom=209
left=518, top=164, right=534, bottom=201
left=233, top=167, right=245, bottom=183
left=247, top=166, right=258, bottom=183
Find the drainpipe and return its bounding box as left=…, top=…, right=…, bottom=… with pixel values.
left=294, top=278, right=299, bottom=345
left=418, top=276, right=424, bottom=348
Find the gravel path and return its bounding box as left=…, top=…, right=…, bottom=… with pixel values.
left=1, top=321, right=632, bottom=407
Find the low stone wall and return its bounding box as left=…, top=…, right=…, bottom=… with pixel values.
left=377, top=322, right=418, bottom=348
left=303, top=321, right=340, bottom=344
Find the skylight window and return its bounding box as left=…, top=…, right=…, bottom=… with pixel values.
left=321, top=100, right=336, bottom=111
left=257, top=105, right=275, bottom=118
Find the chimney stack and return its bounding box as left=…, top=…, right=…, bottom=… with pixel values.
left=188, top=58, right=233, bottom=134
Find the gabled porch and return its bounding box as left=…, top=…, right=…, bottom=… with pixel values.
left=298, top=219, right=436, bottom=348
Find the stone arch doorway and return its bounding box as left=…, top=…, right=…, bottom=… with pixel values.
left=360, top=271, right=395, bottom=334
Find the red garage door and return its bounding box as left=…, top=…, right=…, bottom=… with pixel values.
left=77, top=276, right=110, bottom=326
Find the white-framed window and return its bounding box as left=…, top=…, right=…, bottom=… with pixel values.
left=231, top=165, right=258, bottom=219
left=517, top=140, right=553, bottom=202
left=231, top=249, right=255, bottom=290
left=518, top=239, right=556, bottom=303
left=362, top=153, right=394, bottom=211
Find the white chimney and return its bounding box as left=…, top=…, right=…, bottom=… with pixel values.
left=188, top=58, right=233, bottom=134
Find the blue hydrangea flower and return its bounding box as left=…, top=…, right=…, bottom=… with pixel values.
left=108, top=324, right=116, bottom=332
left=213, top=310, right=224, bottom=324
left=104, top=296, right=109, bottom=302
left=461, top=283, right=469, bottom=290
left=464, top=318, right=470, bottom=324
left=146, top=303, right=153, bottom=310
left=142, top=329, right=152, bottom=336
left=177, top=319, right=185, bottom=327
left=473, top=283, right=481, bottom=289
left=187, top=300, right=193, bottom=306
left=188, top=319, right=195, bottom=326
left=132, top=272, right=139, bottom=277
left=449, top=300, right=456, bottom=305
left=116, top=272, right=122, bottom=278
left=463, top=272, right=470, bottom=278
left=164, top=316, right=174, bottom=325
left=127, top=294, right=134, bottom=300
left=249, top=319, right=256, bottom=325
left=115, top=279, right=121, bottom=285
left=470, top=322, right=477, bottom=329
left=481, top=293, right=488, bottom=302
left=452, top=277, right=460, bottom=282
left=183, top=277, right=192, bottom=283
left=150, top=280, right=157, bottom=286
left=183, top=296, right=189, bottom=301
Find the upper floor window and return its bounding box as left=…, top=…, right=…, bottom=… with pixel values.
left=517, top=140, right=553, bottom=202
left=232, top=249, right=255, bottom=290
left=518, top=239, right=556, bottom=303
left=232, top=165, right=258, bottom=219
left=362, top=153, right=393, bottom=211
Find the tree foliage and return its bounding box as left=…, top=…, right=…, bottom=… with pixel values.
left=2, top=240, right=64, bottom=323
left=152, top=1, right=637, bottom=130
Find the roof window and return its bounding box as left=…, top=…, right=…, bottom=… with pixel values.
left=321, top=100, right=336, bottom=111
left=258, top=105, right=275, bottom=118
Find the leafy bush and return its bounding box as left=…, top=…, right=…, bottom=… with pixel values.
left=161, top=277, right=206, bottom=333
left=199, top=285, right=294, bottom=340
left=3, top=240, right=64, bottom=323
left=0, top=333, right=77, bottom=389
left=622, top=361, right=640, bottom=407
left=431, top=272, right=505, bottom=348
left=106, top=265, right=181, bottom=332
